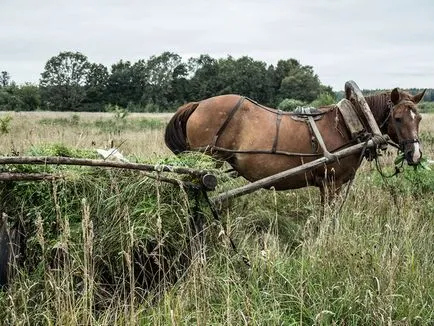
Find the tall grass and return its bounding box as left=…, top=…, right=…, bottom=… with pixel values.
left=0, top=112, right=433, bottom=325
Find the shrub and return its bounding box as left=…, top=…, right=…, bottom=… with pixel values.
left=0, top=114, right=13, bottom=134
left=277, top=98, right=306, bottom=112
left=310, top=92, right=336, bottom=108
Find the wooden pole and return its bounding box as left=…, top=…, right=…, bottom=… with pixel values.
left=0, top=172, right=60, bottom=181
left=141, top=171, right=217, bottom=190
left=0, top=156, right=218, bottom=189
left=0, top=156, right=212, bottom=178
left=211, top=136, right=388, bottom=205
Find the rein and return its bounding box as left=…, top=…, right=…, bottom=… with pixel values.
left=375, top=155, right=403, bottom=179
left=378, top=99, right=394, bottom=130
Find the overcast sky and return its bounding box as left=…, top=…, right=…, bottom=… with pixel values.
left=1, top=0, right=433, bottom=91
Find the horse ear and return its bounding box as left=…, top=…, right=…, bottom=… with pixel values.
left=391, top=88, right=400, bottom=105
left=412, top=89, right=426, bottom=103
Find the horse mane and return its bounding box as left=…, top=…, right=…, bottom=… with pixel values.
left=364, top=91, right=391, bottom=120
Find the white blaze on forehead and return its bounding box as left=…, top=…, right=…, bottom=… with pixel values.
left=410, top=110, right=416, bottom=120
left=412, top=142, right=421, bottom=162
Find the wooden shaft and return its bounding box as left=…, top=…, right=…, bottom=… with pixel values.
left=211, top=137, right=387, bottom=205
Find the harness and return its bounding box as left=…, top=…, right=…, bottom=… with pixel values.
left=378, top=99, right=420, bottom=152
left=203, top=96, right=331, bottom=158
left=200, top=95, right=418, bottom=162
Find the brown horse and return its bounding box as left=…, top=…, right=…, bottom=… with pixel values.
left=165, top=88, right=425, bottom=203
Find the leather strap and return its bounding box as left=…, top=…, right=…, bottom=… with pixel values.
left=213, top=96, right=245, bottom=147
left=272, top=110, right=283, bottom=153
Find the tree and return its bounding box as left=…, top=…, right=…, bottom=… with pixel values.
left=188, top=54, right=220, bottom=100
left=168, top=62, right=189, bottom=107
left=274, top=59, right=321, bottom=103
left=16, top=84, right=41, bottom=111
left=214, top=56, right=271, bottom=103
left=106, top=60, right=138, bottom=108
left=83, top=63, right=109, bottom=111
left=142, top=51, right=185, bottom=109
left=0, top=84, right=20, bottom=110
left=0, top=84, right=41, bottom=111
left=277, top=98, right=306, bottom=111
left=40, top=51, right=90, bottom=110
left=0, top=71, right=11, bottom=87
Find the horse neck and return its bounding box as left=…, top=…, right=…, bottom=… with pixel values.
left=364, top=92, right=392, bottom=132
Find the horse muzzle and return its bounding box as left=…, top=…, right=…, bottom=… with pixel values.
left=402, top=139, right=422, bottom=165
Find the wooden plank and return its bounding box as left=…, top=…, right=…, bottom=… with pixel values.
left=211, top=136, right=388, bottom=205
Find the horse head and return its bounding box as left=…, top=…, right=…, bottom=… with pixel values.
left=387, top=88, right=426, bottom=165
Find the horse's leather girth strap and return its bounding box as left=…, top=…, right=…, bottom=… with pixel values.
left=272, top=110, right=283, bottom=153
left=213, top=96, right=245, bottom=147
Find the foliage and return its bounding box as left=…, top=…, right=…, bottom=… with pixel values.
left=212, top=56, right=271, bottom=103
left=0, top=85, right=20, bottom=110
left=419, top=101, right=434, bottom=113
left=40, top=51, right=91, bottom=111
left=83, top=63, right=109, bottom=111
left=16, top=84, right=41, bottom=111
left=187, top=54, right=220, bottom=100
left=274, top=59, right=322, bottom=103
left=277, top=98, right=306, bottom=111
left=105, top=60, right=141, bottom=108
left=0, top=114, right=13, bottom=134
left=26, top=143, right=98, bottom=158
left=370, top=147, right=434, bottom=199
left=0, top=71, right=11, bottom=87
left=310, top=91, right=336, bottom=108
left=4, top=52, right=434, bottom=113
left=0, top=83, right=40, bottom=111
left=142, top=52, right=186, bottom=108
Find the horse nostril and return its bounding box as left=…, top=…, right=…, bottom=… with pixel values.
left=405, top=151, right=414, bottom=164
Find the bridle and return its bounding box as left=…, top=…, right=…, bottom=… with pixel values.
left=399, top=138, right=420, bottom=152
left=380, top=99, right=420, bottom=152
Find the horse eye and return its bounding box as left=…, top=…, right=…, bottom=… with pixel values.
left=395, top=117, right=402, bottom=123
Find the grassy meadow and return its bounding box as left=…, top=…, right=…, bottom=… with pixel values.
left=0, top=110, right=433, bottom=325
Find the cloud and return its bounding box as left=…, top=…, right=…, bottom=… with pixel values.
left=1, top=0, right=433, bottom=90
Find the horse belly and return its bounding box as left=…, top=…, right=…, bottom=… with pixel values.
left=232, top=154, right=318, bottom=190
left=232, top=152, right=360, bottom=191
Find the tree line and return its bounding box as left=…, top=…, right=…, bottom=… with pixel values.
left=1, top=51, right=433, bottom=112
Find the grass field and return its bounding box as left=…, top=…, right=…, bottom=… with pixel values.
left=0, top=110, right=433, bottom=325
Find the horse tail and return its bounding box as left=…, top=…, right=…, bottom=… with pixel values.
left=164, top=102, right=199, bottom=154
